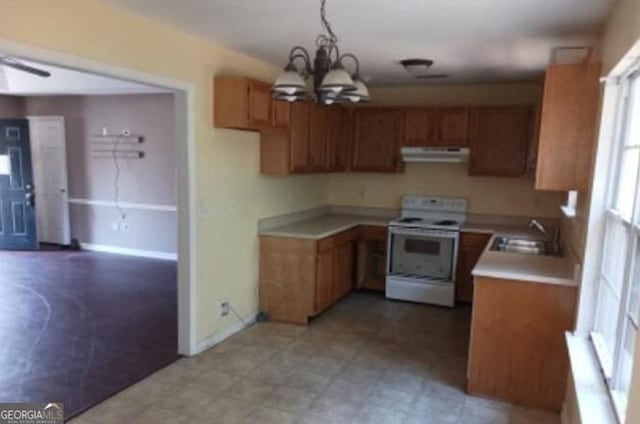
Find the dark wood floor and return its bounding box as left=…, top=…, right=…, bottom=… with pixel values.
left=0, top=249, right=179, bottom=419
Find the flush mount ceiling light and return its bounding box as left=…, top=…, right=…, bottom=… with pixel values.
left=272, top=0, right=369, bottom=105
left=399, top=58, right=449, bottom=80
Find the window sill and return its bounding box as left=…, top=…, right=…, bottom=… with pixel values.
left=565, top=332, right=618, bottom=424
left=561, top=205, right=577, bottom=218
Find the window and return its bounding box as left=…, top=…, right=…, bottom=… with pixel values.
left=592, top=69, right=640, bottom=422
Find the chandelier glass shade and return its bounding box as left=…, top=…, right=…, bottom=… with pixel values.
left=272, top=0, right=370, bottom=105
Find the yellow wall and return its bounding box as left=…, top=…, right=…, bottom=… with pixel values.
left=0, top=0, right=328, bottom=342
left=328, top=83, right=565, bottom=218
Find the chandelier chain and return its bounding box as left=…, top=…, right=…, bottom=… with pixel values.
left=320, top=0, right=338, bottom=44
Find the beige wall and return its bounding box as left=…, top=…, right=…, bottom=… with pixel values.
left=25, top=94, right=178, bottom=253
left=329, top=165, right=563, bottom=217
left=0, top=0, right=328, bottom=342
left=328, top=83, right=565, bottom=218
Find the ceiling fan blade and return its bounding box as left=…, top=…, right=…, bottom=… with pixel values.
left=416, top=74, right=450, bottom=79
left=0, top=58, right=51, bottom=77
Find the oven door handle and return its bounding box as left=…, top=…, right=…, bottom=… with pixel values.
left=388, top=227, right=459, bottom=239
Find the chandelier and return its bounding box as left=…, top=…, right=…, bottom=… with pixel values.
left=271, top=0, right=370, bottom=105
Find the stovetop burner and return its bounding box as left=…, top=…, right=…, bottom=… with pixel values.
left=433, top=219, right=458, bottom=226
left=398, top=217, right=423, bottom=223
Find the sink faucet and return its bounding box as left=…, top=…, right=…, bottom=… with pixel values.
left=529, top=219, right=560, bottom=254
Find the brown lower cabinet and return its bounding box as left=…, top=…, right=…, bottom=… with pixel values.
left=455, top=232, right=492, bottom=303
left=259, top=228, right=358, bottom=324
left=356, top=225, right=388, bottom=292
left=467, top=276, right=577, bottom=411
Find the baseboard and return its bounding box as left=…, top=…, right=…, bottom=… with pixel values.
left=79, top=242, right=177, bottom=260
left=195, top=315, right=257, bottom=355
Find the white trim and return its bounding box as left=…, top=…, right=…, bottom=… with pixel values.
left=68, top=198, right=177, bottom=212
left=80, top=242, right=177, bottom=260
left=196, top=315, right=257, bottom=354
left=565, top=333, right=618, bottom=424
left=0, top=37, right=198, bottom=356
left=575, top=78, right=623, bottom=333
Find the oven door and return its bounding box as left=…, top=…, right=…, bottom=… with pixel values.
left=388, top=227, right=457, bottom=281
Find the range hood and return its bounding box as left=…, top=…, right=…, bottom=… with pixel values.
left=401, top=147, right=470, bottom=163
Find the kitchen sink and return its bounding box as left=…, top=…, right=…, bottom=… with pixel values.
left=490, top=236, right=560, bottom=256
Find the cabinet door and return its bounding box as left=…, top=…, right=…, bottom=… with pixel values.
left=455, top=246, right=483, bottom=303
left=272, top=99, right=290, bottom=128
left=455, top=232, right=491, bottom=303
left=469, top=107, right=531, bottom=176
left=437, top=108, right=469, bottom=146
left=326, top=108, right=351, bottom=171
left=315, top=248, right=334, bottom=314
left=352, top=109, right=403, bottom=172
left=536, top=63, right=600, bottom=191
left=248, top=80, right=273, bottom=126
left=289, top=102, right=311, bottom=172
left=333, top=241, right=355, bottom=301
left=404, top=109, right=436, bottom=147
left=309, top=103, right=328, bottom=170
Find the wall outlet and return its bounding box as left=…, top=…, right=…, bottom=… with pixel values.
left=121, top=220, right=130, bottom=231
left=220, top=300, right=230, bottom=317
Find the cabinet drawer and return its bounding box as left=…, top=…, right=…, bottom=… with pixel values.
left=461, top=232, right=492, bottom=249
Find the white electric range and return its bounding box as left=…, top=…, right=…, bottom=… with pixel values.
left=386, top=195, right=468, bottom=307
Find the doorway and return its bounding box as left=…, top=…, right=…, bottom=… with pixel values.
left=0, top=42, right=196, bottom=418
left=28, top=116, right=71, bottom=246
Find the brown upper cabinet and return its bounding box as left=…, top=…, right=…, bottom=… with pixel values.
left=289, top=101, right=312, bottom=173
left=260, top=101, right=337, bottom=174
left=352, top=108, right=404, bottom=172
left=272, top=99, right=290, bottom=128
left=469, top=107, right=533, bottom=177
left=439, top=108, right=470, bottom=145
left=404, top=108, right=437, bottom=147
left=214, top=76, right=278, bottom=131
left=404, top=107, right=469, bottom=147
left=535, top=63, right=601, bottom=191
left=326, top=107, right=351, bottom=172
left=308, top=103, right=328, bottom=171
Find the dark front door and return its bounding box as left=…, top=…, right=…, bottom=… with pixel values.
left=0, top=119, right=37, bottom=250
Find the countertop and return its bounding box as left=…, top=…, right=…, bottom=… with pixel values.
left=463, top=222, right=578, bottom=287
left=259, top=211, right=578, bottom=287
left=258, top=214, right=389, bottom=240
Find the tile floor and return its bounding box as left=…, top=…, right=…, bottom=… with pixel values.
left=71, top=293, right=560, bottom=424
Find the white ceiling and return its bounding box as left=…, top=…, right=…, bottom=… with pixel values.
left=101, top=0, right=614, bottom=85
left=0, top=58, right=170, bottom=95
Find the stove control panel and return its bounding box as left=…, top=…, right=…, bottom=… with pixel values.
left=401, top=196, right=467, bottom=213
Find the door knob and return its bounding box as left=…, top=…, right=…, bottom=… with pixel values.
left=25, top=192, right=35, bottom=207
left=60, top=188, right=67, bottom=193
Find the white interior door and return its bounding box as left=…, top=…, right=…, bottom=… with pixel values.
left=28, top=116, right=70, bottom=245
